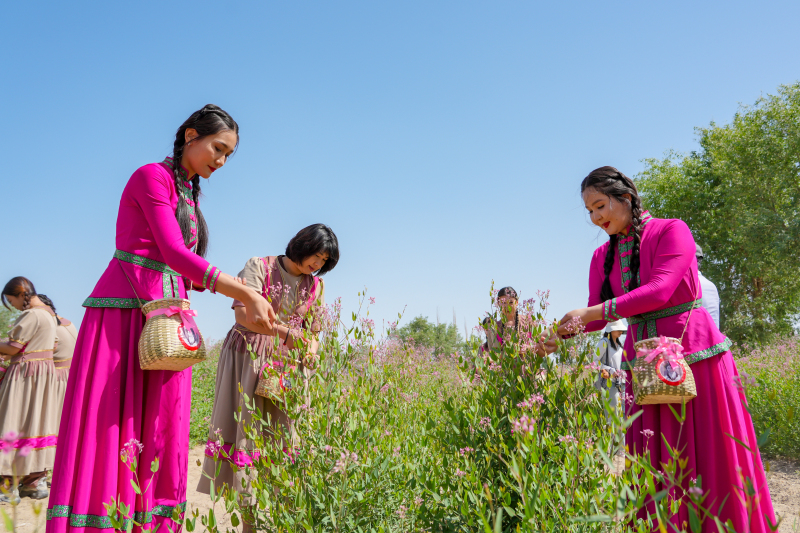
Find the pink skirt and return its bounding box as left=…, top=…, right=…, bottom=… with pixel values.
left=46, top=307, right=192, bottom=533
left=626, top=351, right=776, bottom=532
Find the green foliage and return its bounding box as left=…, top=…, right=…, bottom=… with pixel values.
left=636, top=82, right=800, bottom=344
left=189, top=292, right=764, bottom=532
left=190, top=340, right=223, bottom=445
left=0, top=305, right=19, bottom=336
left=736, top=337, right=800, bottom=459
left=394, top=315, right=464, bottom=357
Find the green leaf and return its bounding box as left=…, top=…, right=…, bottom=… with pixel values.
left=1, top=509, right=14, bottom=532
left=688, top=504, right=701, bottom=533
left=130, top=479, right=142, bottom=495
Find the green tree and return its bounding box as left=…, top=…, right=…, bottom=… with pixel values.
left=0, top=305, right=19, bottom=337
left=394, top=315, right=464, bottom=358
left=637, top=82, right=800, bottom=344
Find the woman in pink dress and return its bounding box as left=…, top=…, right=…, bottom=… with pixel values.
left=46, top=104, right=276, bottom=533
left=558, top=167, right=775, bottom=531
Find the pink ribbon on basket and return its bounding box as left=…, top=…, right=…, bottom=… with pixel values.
left=638, top=335, right=686, bottom=370
left=145, top=306, right=199, bottom=332
left=260, top=360, right=292, bottom=391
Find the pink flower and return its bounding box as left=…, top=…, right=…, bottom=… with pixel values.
left=454, top=469, right=467, bottom=477
left=558, top=435, right=578, bottom=444
left=688, top=486, right=703, bottom=497
left=512, top=415, right=536, bottom=435
left=369, top=297, right=376, bottom=305
left=641, top=429, right=655, bottom=439
left=459, top=447, right=475, bottom=455
left=18, top=445, right=33, bottom=457
left=2, top=431, right=19, bottom=444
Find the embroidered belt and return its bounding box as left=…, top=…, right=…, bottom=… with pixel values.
left=627, top=299, right=702, bottom=342
left=83, top=250, right=183, bottom=308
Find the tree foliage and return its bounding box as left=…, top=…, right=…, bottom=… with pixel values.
left=394, top=314, right=464, bottom=357
left=0, top=305, right=19, bottom=337
left=637, top=82, right=800, bottom=344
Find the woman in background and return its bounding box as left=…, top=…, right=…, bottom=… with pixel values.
left=0, top=277, right=59, bottom=502
left=38, top=295, right=77, bottom=415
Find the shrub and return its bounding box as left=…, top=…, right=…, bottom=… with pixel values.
left=186, top=291, right=774, bottom=532
left=190, top=340, right=223, bottom=445
left=735, top=337, right=800, bottom=460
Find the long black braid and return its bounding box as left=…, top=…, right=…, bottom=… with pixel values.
left=581, top=167, right=645, bottom=302
left=37, top=294, right=62, bottom=326
left=171, top=104, right=239, bottom=258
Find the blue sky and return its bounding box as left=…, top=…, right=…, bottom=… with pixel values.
left=2, top=0, right=799, bottom=341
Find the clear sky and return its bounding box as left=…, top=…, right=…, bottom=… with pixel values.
left=2, top=0, right=799, bottom=341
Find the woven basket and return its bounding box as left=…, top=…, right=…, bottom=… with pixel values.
left=255, top=363, right=294, bottom=401
left=632, top=337, right=697, bottom=405
left=138, top=298, right=207, bottom=371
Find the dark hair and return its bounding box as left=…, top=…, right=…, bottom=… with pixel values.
left=497, top=286, right=519, bottom=333
left=2, top=276, right=37, bottom=310
left=37, top=294, right=61, bottom=326
left=603, top=330, right=623, bottom=350
left=581, top=166, right=644, bottom=302
left=172, top=104, right=239, bottom=258
left=285, top=224, right=340, bottom=276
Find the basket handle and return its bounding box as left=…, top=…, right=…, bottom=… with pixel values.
left=116, top=259, right=146, bottom=314
left=678, top=277, right=700, bottom=343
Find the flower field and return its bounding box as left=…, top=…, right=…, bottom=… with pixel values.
left=184, top=291, right=790, bottom=532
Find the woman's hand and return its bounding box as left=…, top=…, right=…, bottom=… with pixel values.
left=243, top=290, right=277, bottom=331
left=557, top=305, right=603, bottom=337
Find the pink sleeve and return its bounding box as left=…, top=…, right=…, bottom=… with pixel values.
left=584, top=246, right=608, bottom=333
left=129, top=165, right=221, bottom=292
left=603, top=220, right=694, bottom=320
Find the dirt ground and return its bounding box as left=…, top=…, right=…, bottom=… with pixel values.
left=4, top=449, right=800, bottom=532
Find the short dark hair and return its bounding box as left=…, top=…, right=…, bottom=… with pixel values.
left=285, top=224, right=340, bottom=276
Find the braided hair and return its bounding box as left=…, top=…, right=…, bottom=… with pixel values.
left=171, top=104, right=239, bottom=258
left=581, top=166, right=644, bottom=302
left=2, top=276, right=37, bottom=310
left=497, top=286, right=519, bottom=334
left=37, top=294, right=62, bottom=326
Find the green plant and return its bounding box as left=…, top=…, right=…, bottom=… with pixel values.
left=190, top=341, right=223, bottom=446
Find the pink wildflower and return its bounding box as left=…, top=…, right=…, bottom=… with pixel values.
left=641, top=429, right=655, bottom=439
left=558, top=434, right=578, bottom=444
left=511, top=415, right=536, bottom=435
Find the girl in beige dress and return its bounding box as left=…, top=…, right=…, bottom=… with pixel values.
left=197, top=224, right=339, bottom=524
left=0, top=277, right=60, bottom=503
left=39, top=295, right=77, bottom=412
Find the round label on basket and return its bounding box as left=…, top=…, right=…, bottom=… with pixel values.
left=655, top=357, right=686, bottom=386
left=177, top=323, right=201, bottom=351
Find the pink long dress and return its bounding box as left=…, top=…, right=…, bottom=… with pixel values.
left=47, top=159, right=222, bottom=533
left=585, top=212, right=775, bottom=532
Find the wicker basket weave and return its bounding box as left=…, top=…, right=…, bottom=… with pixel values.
left=632, top=337, right=697, bottom=405
left=255, top=363, right=293, bottom=401
left=138, top=298, right=207, bottom=371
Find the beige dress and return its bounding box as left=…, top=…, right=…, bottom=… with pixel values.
left=53, top=317, right=78, bottom=409
left=0, top=306, right=59, bottom=476
left=197, top=256, right=325, bottom=496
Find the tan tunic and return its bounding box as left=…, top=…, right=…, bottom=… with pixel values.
left=198, top=256, right=325, bottom=497
left=0, top=306, right=60, bottom=475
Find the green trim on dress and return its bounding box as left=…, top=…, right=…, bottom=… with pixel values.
left=83, top=297, right=146, bottom=309
left=621, top=337, right=732, bottom=371
left=46, top=502, right=187, bottom=530
left=114, top=249, right=179, bottom=276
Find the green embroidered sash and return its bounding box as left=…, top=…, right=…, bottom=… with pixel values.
left=83, top=250, right=182, bottom=308
left=621, top=299, right=732, bottom=370
left=627, top=299, right=702, bottom=342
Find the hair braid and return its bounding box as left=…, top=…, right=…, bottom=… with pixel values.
left=629, top=199, right=644, bottom=292
left=600, top=234, right=619, bottom=302
left=37, top=294, right=61, bottom=326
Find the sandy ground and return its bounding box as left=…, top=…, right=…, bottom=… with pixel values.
left=3, top=449, right=799, bottom=532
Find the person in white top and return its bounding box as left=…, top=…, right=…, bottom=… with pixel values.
left=593, top=320, right=626, bottom=409
left=696, top=245, right=720, bottom=329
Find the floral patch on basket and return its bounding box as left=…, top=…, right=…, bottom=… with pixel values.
left=636, top=336, right=687, bottom=387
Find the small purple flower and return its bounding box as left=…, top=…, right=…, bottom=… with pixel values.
left=641, top=429, right=655, bottom=439
left=688, top=486, right=703, bottom=497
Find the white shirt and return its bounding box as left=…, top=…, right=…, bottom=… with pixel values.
left=698, top=271, right=720, bottom=329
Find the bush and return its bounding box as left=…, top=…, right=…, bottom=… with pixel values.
left=735, top=337, right=800, bottom=460
left=185, top=292, right=768, bottom=533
